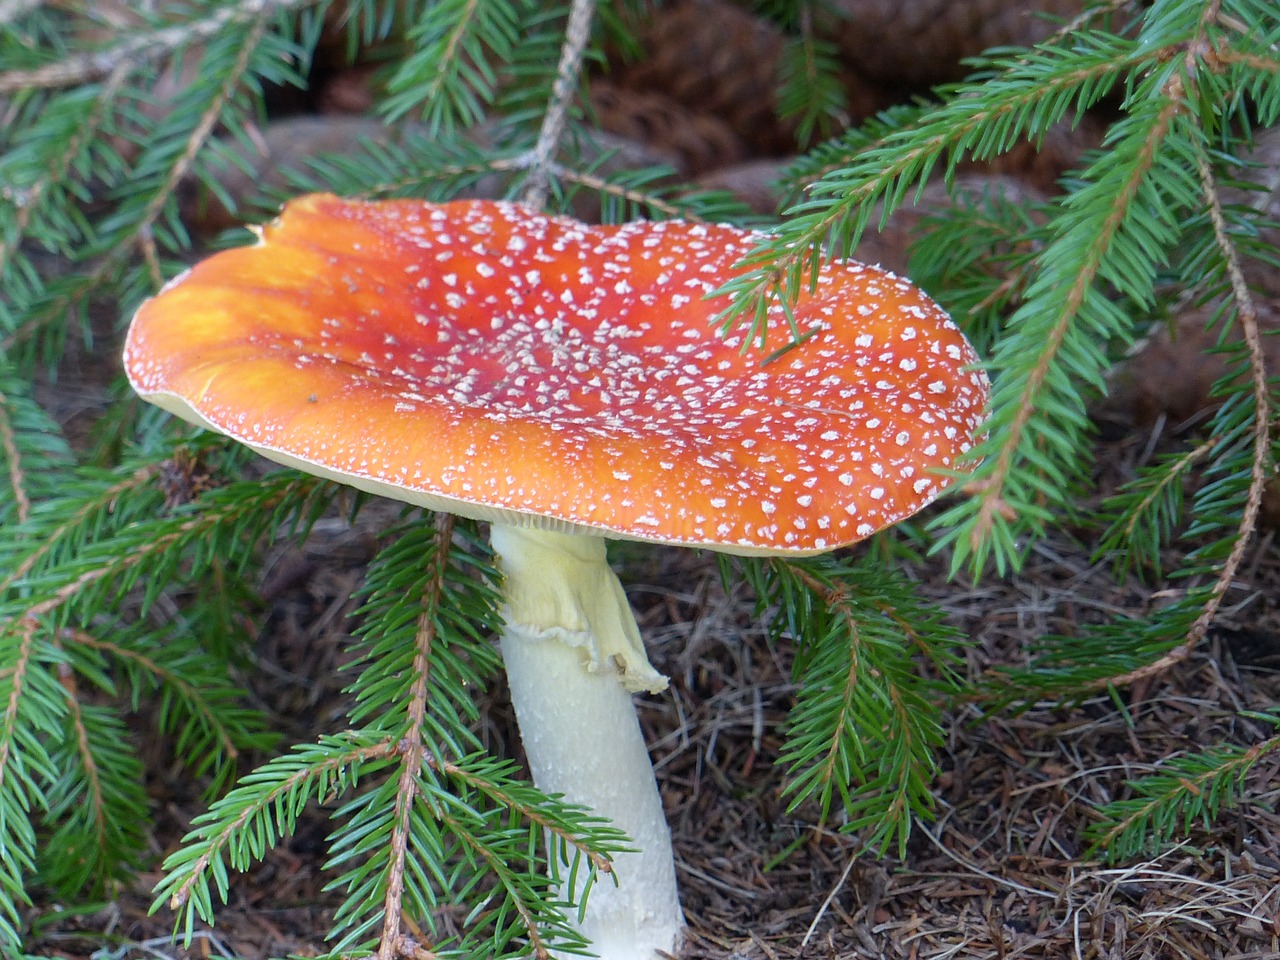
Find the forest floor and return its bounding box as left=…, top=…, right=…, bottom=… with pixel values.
left=30, top=431, right=1280, bottom=959
left=20, top=3, right=1280, bottom=957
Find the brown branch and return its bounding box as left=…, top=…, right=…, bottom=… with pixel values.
left=545, top=161, right=714, bottom=223
left=377, top=514, right=455, bottom=960
left=519, top=0, right=597, bottom=210
left=1213, top=47, right=1280, bottom=73
left=1096, top=147, right=1274, bottom=691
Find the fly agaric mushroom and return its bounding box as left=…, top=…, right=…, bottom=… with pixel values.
left=124, top=193, right=988, bottom=960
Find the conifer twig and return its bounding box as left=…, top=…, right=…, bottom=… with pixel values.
left=0, top=616, right=38, bottom=810
left=1, top=13, right=269, bottom=354
left=964, top=88, right=1188, bottom=546
left=520, top=0, right=596, bottom=209
left=67, top=628, right=244, bottom=761
left=134, top=14, right=270, bottom=263
left=0, top=63, right=130, bottom=279
left=165, top=737, right=399, bottom=910
left=15, top=476, right=320, bottom=625
left=0, top=0, right=314, bottom=94
left=0, top=391, right=30, bottom=523
left=377, top=514, right=454, bottom=960
left=1094, top=148, right=1273, bottom=692
left=55, top=662, right=111, bottom=848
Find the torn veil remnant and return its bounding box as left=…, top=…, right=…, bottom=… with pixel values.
left=124, top=193, right=989, bottom=960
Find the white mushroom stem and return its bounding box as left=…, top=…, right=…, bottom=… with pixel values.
left=490, top=523, right=683, bottom=960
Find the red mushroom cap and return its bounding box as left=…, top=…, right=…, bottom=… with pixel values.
left=124, top=194, right=987, bottom=555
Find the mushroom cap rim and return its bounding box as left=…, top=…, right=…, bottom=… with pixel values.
left=141, top=388, right=949, bottom=558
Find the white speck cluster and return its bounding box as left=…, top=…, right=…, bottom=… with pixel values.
left=125, top=195, right=989, bottom=555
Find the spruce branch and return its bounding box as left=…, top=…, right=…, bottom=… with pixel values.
left=67, top=628, right=255, bottom=770
left=3, top=12, right=288, bottom=359
left=0, top=0, right=317, bottom=94
left=953, top=84, right=1191, bottom=573
left=738, top=556, right=962, bottom=854
left=12, top=471, right=327, bottom=627
left=710, top=32, right=1156, bottom=347
left=0, top=461, right=164, bottom=594
left=130, top=14, right=271, bottom=268
left=1091, top=144, right=1274, bottom=691
left=158, top=733, right=400, bottom=922
left=54, top=660, right=110, bottom=860
left=0, top=61, right=130, bottom=280
left=0, top=616, right=62, bottom=943
left=0, top=269, right=104, bottom=355
left=444, top=807, right=555, bottom=959
left=1085, top=711, right=1280, bottom=860
left=0, top=389, right=30, bottom=522
left=1094, top=439, right=1217, bottom=579
left=384, top=0, right=523, bottom=132
left=41, top=682, right=148, bottom=895
left=377, top=515, right=455, bottom=960
left=776, top=22, right=847, bottom=146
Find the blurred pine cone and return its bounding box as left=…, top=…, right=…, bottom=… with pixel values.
left=609, top=0, right=799, bottom=155
left=588, top=81, right=750, bottom=174
left=826, top=0, right=1091, bottom=86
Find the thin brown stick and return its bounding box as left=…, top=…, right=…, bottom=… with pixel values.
left=1096, top=149, right=1273, bottom=691
left=0, top=390, right=31, bottom=523
left=519, top=0, right=597, bottom=210
left=377, top=514, right=455, bottom=960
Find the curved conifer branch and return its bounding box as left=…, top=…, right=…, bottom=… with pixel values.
left=1094, top=143, right=1274, bottom=691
